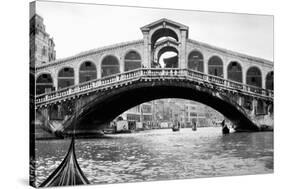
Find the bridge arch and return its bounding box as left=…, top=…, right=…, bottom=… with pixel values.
left=65, top=79, right=260, bottom=133
left=157, top=46, right=179, bottom=68
left=208, top=56, right=224, bottom=77
left=124, top=50, right=142, bottom=71
left=79, top=61, right=97, bottom=83
left=36, top=73, right=54, bottom=94
left=265, top=71, right=273, bottom=90
left=150, top=27, right=179, bottom=49
left=57, top=67, right=75, bottom=89
left=227, top=61, right=242, bottom=83
left=101, top=55, right=120, bottom=77
left=188, top=50, right=204, bottom=72
left=246, top=66, right=262, bottom=88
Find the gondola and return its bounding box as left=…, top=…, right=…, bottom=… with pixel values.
left=222, top=126, right=230, bottom=134
left=172, top=126, right=180, bottom=132
left=192, top=122, right=197, bottom=131
left=172, top=121, right=180, bottom=132
left=221, top=119, right=230, bottom=134
left=39, top=137, right=90, bottom=187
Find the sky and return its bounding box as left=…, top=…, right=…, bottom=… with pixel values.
left=35, top=1, right=274, bottom=61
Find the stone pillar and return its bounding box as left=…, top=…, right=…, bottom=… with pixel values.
left=119, top=56, right=124, bottom=73
left=242, top=65, right=247, bottom=85
left=223, top=57, right=228, bottom=80
left=179, top=29, right=187, bottom=69
left=74, top=65, right=79, bottom=85
left=97, top=62, right=101, bottom=79
left=52, top=69, right=58, bottom=90
left=204, top=54, right=208, bottom=75
left=262, top=70, right=267, bottom=89
left=142, top=30, right=150, bottom=68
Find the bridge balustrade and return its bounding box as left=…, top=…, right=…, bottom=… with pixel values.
left=35, top=68, right=273, bottom=106
left=228, top=81, right=243, bottom=90
left=208, top=75, right=225, bottom=85
left=187, top=69, right=206, bottom=80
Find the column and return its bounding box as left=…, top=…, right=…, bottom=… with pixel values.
left=142, top=30, right=150, bottom=68
left=74, top=65, right=79, bottom=85
left=223, top=57, right=228, bottom=80
left=204, top=54, right=209, bottom=75
left=52, top=69, right=58, bottom=90
left=242, top=65, right=247, bottom=85
left=179, top=29, right=187, bottom=69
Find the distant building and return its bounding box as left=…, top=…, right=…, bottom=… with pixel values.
left=30, top=14, right=57, bottom=94
left=30, top=14, right=56, bottom=67
left=151, top=99, right=208, bottom=127
left=120, top=102, right=153, bottom=123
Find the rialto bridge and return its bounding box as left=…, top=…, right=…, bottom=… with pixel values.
left=33, top=18, right=273, bottom=137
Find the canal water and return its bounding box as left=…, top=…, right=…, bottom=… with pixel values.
left=34, top=128, right=273, bottom=186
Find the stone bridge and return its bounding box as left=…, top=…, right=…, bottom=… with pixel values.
left=33, top=18, right=274, bottom=136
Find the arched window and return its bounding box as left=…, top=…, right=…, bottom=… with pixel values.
left=58, top=67, right=74, bottom=89
left=36, top=73, right=54, bottom=94
left=124, top=51, right=141, bottom=71
left=79, top=61, right=97, bottom=83
left=246, top=67, right=262, bottom=87
left=101, top=55, right=120, bottom=77
left=208, top=56, right=223, bottom=77
left=188, top=51, right=204, bottom=72
left=266, top=71, right=273, bottom=90
left=227, top=61, right=242, bottom=83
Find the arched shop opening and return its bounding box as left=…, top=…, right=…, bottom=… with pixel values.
left=58, top=67, right=75, bottom=89
left=208, top=56, right=223, bottom=77
left=79, top=61, right=97, bottom=83
left=188, top=50, right=204, bottom=72
left=36, top=73, right=54, bottom=94
left=246, top=67, right=262, bottom=87
left=266, top=71, right=273, bottom=90
left=227, top=61, right=242, bottom=83
left=124, top=51, right=142, bottom=71
left=101, top=55, right=120, bottom=77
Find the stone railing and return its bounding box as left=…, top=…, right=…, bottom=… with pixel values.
left=35, top=68, right=273, bottom=107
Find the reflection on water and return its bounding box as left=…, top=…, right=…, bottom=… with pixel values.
left=34, top=128, right=273, bottom=186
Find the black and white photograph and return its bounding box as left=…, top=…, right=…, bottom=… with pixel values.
left=27, top=0, right=275, bottom=188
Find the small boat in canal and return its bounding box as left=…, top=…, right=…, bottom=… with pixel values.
left=172, top=125, right=180, bottom=132
left=221, top=120, right=230, bottom=134
left=39, top=137, right=90, bottom=187
left=192, top=122, right=197, bottom=131
left=172, top=121, right=180, bottom=132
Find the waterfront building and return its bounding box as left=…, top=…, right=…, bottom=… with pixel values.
left=30, top=14, right=56, bottom=66
left=151, top=99, right=208, bottom=127
left=30, top=14, right=56, bottom=94
left=120, top=102, right=153, bottom=124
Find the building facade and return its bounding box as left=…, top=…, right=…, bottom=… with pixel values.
left=120, top=102, right=153, bottom=124
left=151, top=99, right=208, bottom=127
left=30, top=14, right=56, bottom=94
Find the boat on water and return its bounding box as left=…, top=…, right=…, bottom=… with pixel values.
left=192, top=122, right=197, bottom=131
left=222, top=126, right=230, bottom=134
left=172, top=121, right=180, bottom=132
left=39, top=137, right=90, bottom=187
left=221, top=120, right=230, bottom=134
left=172, top=126, right=180, bottom=132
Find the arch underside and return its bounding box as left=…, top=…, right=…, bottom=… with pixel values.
left=64, top=80, right=260, bottom=133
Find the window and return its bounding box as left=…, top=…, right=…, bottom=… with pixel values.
left=42, top=46, right=47, bottom=56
